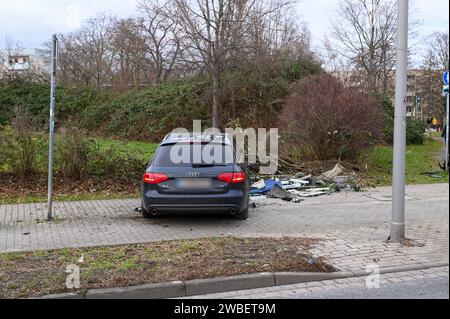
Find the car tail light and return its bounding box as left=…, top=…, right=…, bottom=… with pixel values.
left=143, top=172, right=169, bottom=184
left=217, top=172, right=246, bottom=184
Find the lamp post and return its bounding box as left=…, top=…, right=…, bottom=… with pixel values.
left=47, top=34, right=58, bottom=221
left=390, top=0, right=409, bottom=243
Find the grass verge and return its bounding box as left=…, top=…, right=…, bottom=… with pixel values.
left=0, top=237, right=333, bottom=299
left=0, top=192, right=139, bottom=205
left=0, top=131, right=157, bottom=204
left=359, top=139, right=449, bottom=186
left=0, top=172, right=140, bottom=205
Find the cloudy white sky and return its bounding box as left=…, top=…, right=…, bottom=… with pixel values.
left=0, top=0, right=448, bottom=52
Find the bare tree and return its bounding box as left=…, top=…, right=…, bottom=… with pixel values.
left=137, top=0, right=185, bottom=85
left=244, top=1, right=312, bottom=64
left=43, top=0, right=311, bottom=101
left=321, top=35, right=351, bottom=74
left=331, top=0, right=398, bottom=95
left=173, top=0, right=248, bottom=127
left=417, top=31, right=449, bottom=121
left=111, top=18, right=148, bottom=90
left=427, top=31, right=449, bottom=71
left=58, top=13, right=117, bottom=88
left=173, top=0, right=295, bottom=127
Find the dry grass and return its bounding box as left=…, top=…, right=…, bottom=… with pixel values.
left=0, top=237, right=334, bottom=299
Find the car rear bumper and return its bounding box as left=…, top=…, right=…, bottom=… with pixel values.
left=142, top=189, right=248, bottom=214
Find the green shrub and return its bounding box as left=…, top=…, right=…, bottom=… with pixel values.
left=379, top=95, right=428, bottom=145
left=221, top=67, right=289, bottom=128
left=281, top=58, right=324, bottom=82
left=86, top=147, right=147, bottom=181
left=0, top=57, right=323, bottom=141
left=81, top=77, right=210, bottom=141
left=2, top=107, right=44, bottom=176
left=1, top=127, right=153, bottom=181
left=1, top=126, right=48, bottom=175
left=384, top=118, right=428, bottom=145
left=0, top=126, right=16, bottom=172
left=0, top=78, right=114, bottom=129
left=56, top=128, right=92, bottom=180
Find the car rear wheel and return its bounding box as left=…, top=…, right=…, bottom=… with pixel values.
left=233, top=208, right=249, bottom=220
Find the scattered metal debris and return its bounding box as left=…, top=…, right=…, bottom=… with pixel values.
left=250, top=164, right=362, bottom=204
left=267, top=184, right=297, bottom=201
left=420, top=172, right=445, bottom=179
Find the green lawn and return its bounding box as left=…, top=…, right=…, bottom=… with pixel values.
left=91, top=137, right=158, bottom=161
left=359, top=138, right=449, bottom=186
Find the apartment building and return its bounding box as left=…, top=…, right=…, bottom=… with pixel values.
left=336, top=69, right=445, bottom=121
left=0, top=48, right=49, bottom=79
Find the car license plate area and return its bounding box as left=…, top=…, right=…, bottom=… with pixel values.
left=176, top=178, right=213, bottom=189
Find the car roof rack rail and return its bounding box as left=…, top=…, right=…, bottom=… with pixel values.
left=162, top=132, right=233, bottom=145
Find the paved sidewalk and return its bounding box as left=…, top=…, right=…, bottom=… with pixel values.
left=0, top=184, right=448, bottom=275
left=184, top=266, right=449, bottom=299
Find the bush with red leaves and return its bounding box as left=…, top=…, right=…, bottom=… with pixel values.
left=280, top=74, right=383, bottom=161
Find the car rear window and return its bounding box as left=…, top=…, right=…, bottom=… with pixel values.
left=153, top=143, right=235, bottom=167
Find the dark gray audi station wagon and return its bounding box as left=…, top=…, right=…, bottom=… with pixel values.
left=141, top=133, right=250, bottom=220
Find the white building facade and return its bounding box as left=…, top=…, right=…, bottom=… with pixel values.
left=0, top=48, right=49, bottom=79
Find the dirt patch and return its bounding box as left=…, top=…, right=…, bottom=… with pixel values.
left=401, top=239, right=426, bottom=248
left=0, top=237, right=334, bottom=299
left=0, top=173, right=138, bottom=203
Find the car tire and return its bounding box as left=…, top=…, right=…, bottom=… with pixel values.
left=233, top=208, right=249, bottom=220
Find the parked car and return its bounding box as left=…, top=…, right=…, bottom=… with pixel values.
left=141, top=133, right=250, bottom=220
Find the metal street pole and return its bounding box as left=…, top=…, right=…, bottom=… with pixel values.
left=390, top=0, right=408, bottom=243
left=445, top=92, right=449, bottom=172
left=47, top=34, right=58, bottom=221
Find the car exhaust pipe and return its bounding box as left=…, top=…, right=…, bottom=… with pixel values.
left=150, top=209, right=159, bottom=216
left=229, top=208, right=238, bottom=215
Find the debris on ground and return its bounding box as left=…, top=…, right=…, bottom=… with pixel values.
left=250, top=164, right=363, bottom=204
left=267, top=184, right=299, bottom=202
left=319, top=164, right=344, bottom=181
left=250, top=179, right=283, bottom=195
left=420, top=172, right=445, bottom=179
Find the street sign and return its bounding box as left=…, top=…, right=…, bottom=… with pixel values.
left=444, top=70, right=449, bottom=85
left=444, top=85, right=449, bottom=95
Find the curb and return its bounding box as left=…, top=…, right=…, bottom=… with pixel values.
left=37, top=262, right=449, bottom=299
left=86, top=281, right=185, bottom=299
left=185, top=273, right=275, bottom=296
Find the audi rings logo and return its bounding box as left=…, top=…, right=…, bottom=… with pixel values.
left=186, top=172, right=201, bottom=178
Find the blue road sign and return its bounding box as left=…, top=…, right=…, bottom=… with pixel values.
left=444, top=70, right=449, bottom=85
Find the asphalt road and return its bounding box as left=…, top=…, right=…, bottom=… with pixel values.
left=283, top=277, right=449, bottom=299
left=187, top=267, right=449, bottom=300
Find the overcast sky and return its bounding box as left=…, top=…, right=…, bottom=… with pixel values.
left=0, top=0, right=448, bottom=53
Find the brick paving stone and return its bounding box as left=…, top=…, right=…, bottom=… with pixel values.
left=0, top=184, right=448, bottom=276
